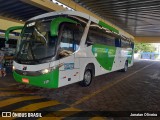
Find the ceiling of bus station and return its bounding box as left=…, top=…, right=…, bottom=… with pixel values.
left=0, top=0, right=160, bottom=38
left=0, top=0, right=48, bottom=21
left=73, top=0, right=160, bottom=37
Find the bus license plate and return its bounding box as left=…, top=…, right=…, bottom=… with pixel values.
left=22, top=78, right=29, bottom=83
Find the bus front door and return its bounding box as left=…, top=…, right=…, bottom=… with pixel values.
left=58, top=54, right=79, bottom=87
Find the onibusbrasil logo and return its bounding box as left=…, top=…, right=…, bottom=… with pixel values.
left=2, top=112, right=42, bottom=118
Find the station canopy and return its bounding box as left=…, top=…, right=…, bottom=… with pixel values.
left=73, top=0, right=160, bottom=37
left=0, top=0, right=48, bottom=21
left=0, top=0, right=160, bottom=37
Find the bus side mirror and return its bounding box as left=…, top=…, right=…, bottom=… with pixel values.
left=86, top=40, right=94, bottom=46
left=5, top=26, right=23, bottom=42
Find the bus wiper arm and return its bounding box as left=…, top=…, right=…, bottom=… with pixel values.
left=34, top=28, right=47, bottom=44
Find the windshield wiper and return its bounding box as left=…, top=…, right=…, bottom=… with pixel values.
left=34, top=27, right=47, bottom=44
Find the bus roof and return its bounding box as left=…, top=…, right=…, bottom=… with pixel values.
left=28, top=10, right=119, bottom=33
left=28, top=10, right=99, bottom=23
left=27, top=10, right=133, bottom=40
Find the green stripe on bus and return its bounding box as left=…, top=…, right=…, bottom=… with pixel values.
left=98, top=21, right=119, bottom=33
left=128, top=50, right=133, bottom=64
left=92, top=44, right=116, bottom=71
left=13, top=69, right=59, bottom=88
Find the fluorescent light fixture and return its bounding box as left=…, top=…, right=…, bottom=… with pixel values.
left=52, top=0, right=75, bottom=11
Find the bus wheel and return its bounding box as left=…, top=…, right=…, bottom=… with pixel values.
left=122, top=61, right=128, bottom=72
left=80, top=69, right=92, bottom=87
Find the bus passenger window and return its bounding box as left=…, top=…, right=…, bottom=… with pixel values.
left=59, top=23, right=83, bottom=58
left=131, top=42, right=134, bottom=49
left=87, top=23, right=116, bottom=46
left=115, top=38, right=121, bottom=47
left=121, top=39, right=130, bottom=48
left=59, top=27, right=73, bottom=58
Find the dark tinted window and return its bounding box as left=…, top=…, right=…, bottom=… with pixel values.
left=115, top=38, right=121, bottom=47
left=0, top=38, right=5, bottom=48
left=7, top=39, right=17, bottom=48
left=121, top=39, right=131, bottom=48
left=58, top=22, right=84, bottom=58
left=0, top=38, right=17, bottom=48
left=131, top=41, right=134, bottom=49
left=60, top=23, right=83, bottom=51
left=87, top=24, right=115, bottom=46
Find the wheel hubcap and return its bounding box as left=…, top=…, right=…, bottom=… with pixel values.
left=84, top=71, right=91, bottom=85
left=125, top=62, right=128, bottom=71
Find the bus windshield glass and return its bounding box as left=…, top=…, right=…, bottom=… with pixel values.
left=16, top=20, right=57, bottom=64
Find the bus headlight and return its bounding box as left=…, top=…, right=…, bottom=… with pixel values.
left=12, top=66, right=16, bottom=71
left=40, top=63, right=63, bottom=74
left=41, top=69, right=50, bottom=74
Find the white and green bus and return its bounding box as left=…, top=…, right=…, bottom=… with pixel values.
left=6, top=11, right=134, bottom=88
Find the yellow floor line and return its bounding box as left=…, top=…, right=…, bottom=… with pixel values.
left=89, top=117, right=107, bottom=120
left=38, top=107, right=81, bottom=120
left=0, top=117, right=14, bottom=120
left=8, top=83, right=20, bottom=87
left=70, top=62, right=155, bottom=107
left=0, top=96, right=43, bottom=108
left=14, top=100, right=61, bottom=111
left=0, top=91, right=25, bottom=97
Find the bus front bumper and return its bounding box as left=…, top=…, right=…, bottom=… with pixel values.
left=13, top=69, right=59, bottom=88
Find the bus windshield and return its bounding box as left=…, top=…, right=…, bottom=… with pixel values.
left=16, top=20, right=57, bottom=64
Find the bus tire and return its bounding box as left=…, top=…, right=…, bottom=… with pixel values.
left=122, top=61, right=128, bottom=72
left=80, top=69, right=93, bottom=87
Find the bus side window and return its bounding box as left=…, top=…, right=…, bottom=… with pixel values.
left=73, top=24, right=83, bottom=51
left=131, top=42, right=134, bottom=49
left=121, top=39, right=130, bottom=48
left=115, top=38, right=121, bottom=47
left=59, top=23, right=83, bottom=58
left=86, top=25, right=104, bottom=45
left=60, top=27, right=73, bottom=51
left=87, top=23, right=116, bottom=47
left=0, top=38, right=5, bottom=48
left=86, top=31, right=98, bottom=44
